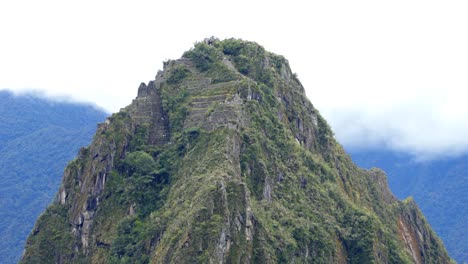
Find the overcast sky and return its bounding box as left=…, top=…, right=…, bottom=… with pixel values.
left=1, top=0, right=467, bottom=160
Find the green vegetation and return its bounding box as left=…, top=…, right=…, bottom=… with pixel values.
left=0, top=91, right=107, bottom=264
left=21, top=204, right=77, bottom=263
left=183, top=41, right=238, bottom=83
left=183, top=42, right=223, bottom=72
left=161, top=85, right=189, bottom=134
left=349, top=149, right=468, bottom=263
left=117, top=151, right=169, bottom=217
left=219, top=38, right=285, bottom=87
left=21, top=39, right=452, bottom=264
left=166, top=66, right=190, bottom=85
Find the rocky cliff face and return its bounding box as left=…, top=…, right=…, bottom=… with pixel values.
left=21, top=38, right=452, bottom=263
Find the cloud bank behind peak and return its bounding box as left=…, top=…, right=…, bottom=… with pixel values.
left=321, top=95, right=468, bottom=161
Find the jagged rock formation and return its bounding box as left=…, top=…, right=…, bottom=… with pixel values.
left=348, top=149, right=468, bottom=263
left=21, top=38, right=452, bottom=263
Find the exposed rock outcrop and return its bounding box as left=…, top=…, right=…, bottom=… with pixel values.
left=22, top=38, right=452, bottom=264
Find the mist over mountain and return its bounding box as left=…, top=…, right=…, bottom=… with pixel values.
left=325, top=101, right=468, bottom=162
left=0, top=90, right=107, bottom=264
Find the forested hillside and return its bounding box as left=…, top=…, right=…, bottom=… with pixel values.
left=348, top=149, right=467, bottom=263
left=0, top=91, right=107, bottom=264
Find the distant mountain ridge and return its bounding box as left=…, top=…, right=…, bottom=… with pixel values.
left=347, top=149, right=467, bottom=263
left=0, top=90, right=108, bottom=264
left=0, top=91, right=105, bottom=146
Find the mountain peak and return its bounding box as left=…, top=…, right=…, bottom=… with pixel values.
left=22, top=39, right=452, bottom=263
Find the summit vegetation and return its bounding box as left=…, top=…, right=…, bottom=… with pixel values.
left=21, top=39, right=452, bottom=264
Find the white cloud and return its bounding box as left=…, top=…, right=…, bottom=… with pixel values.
left=299, top=1, right=468, bottom=159
left=324, top=98, right=468, bottom=160
left=1, top=0, right=467, bottom=159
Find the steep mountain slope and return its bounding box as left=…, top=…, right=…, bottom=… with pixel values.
left=0, top=91, right=107, bottom=264
left=348, top=149, right=467, bottom=263
left=22, top=39, right=452, bottom=263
